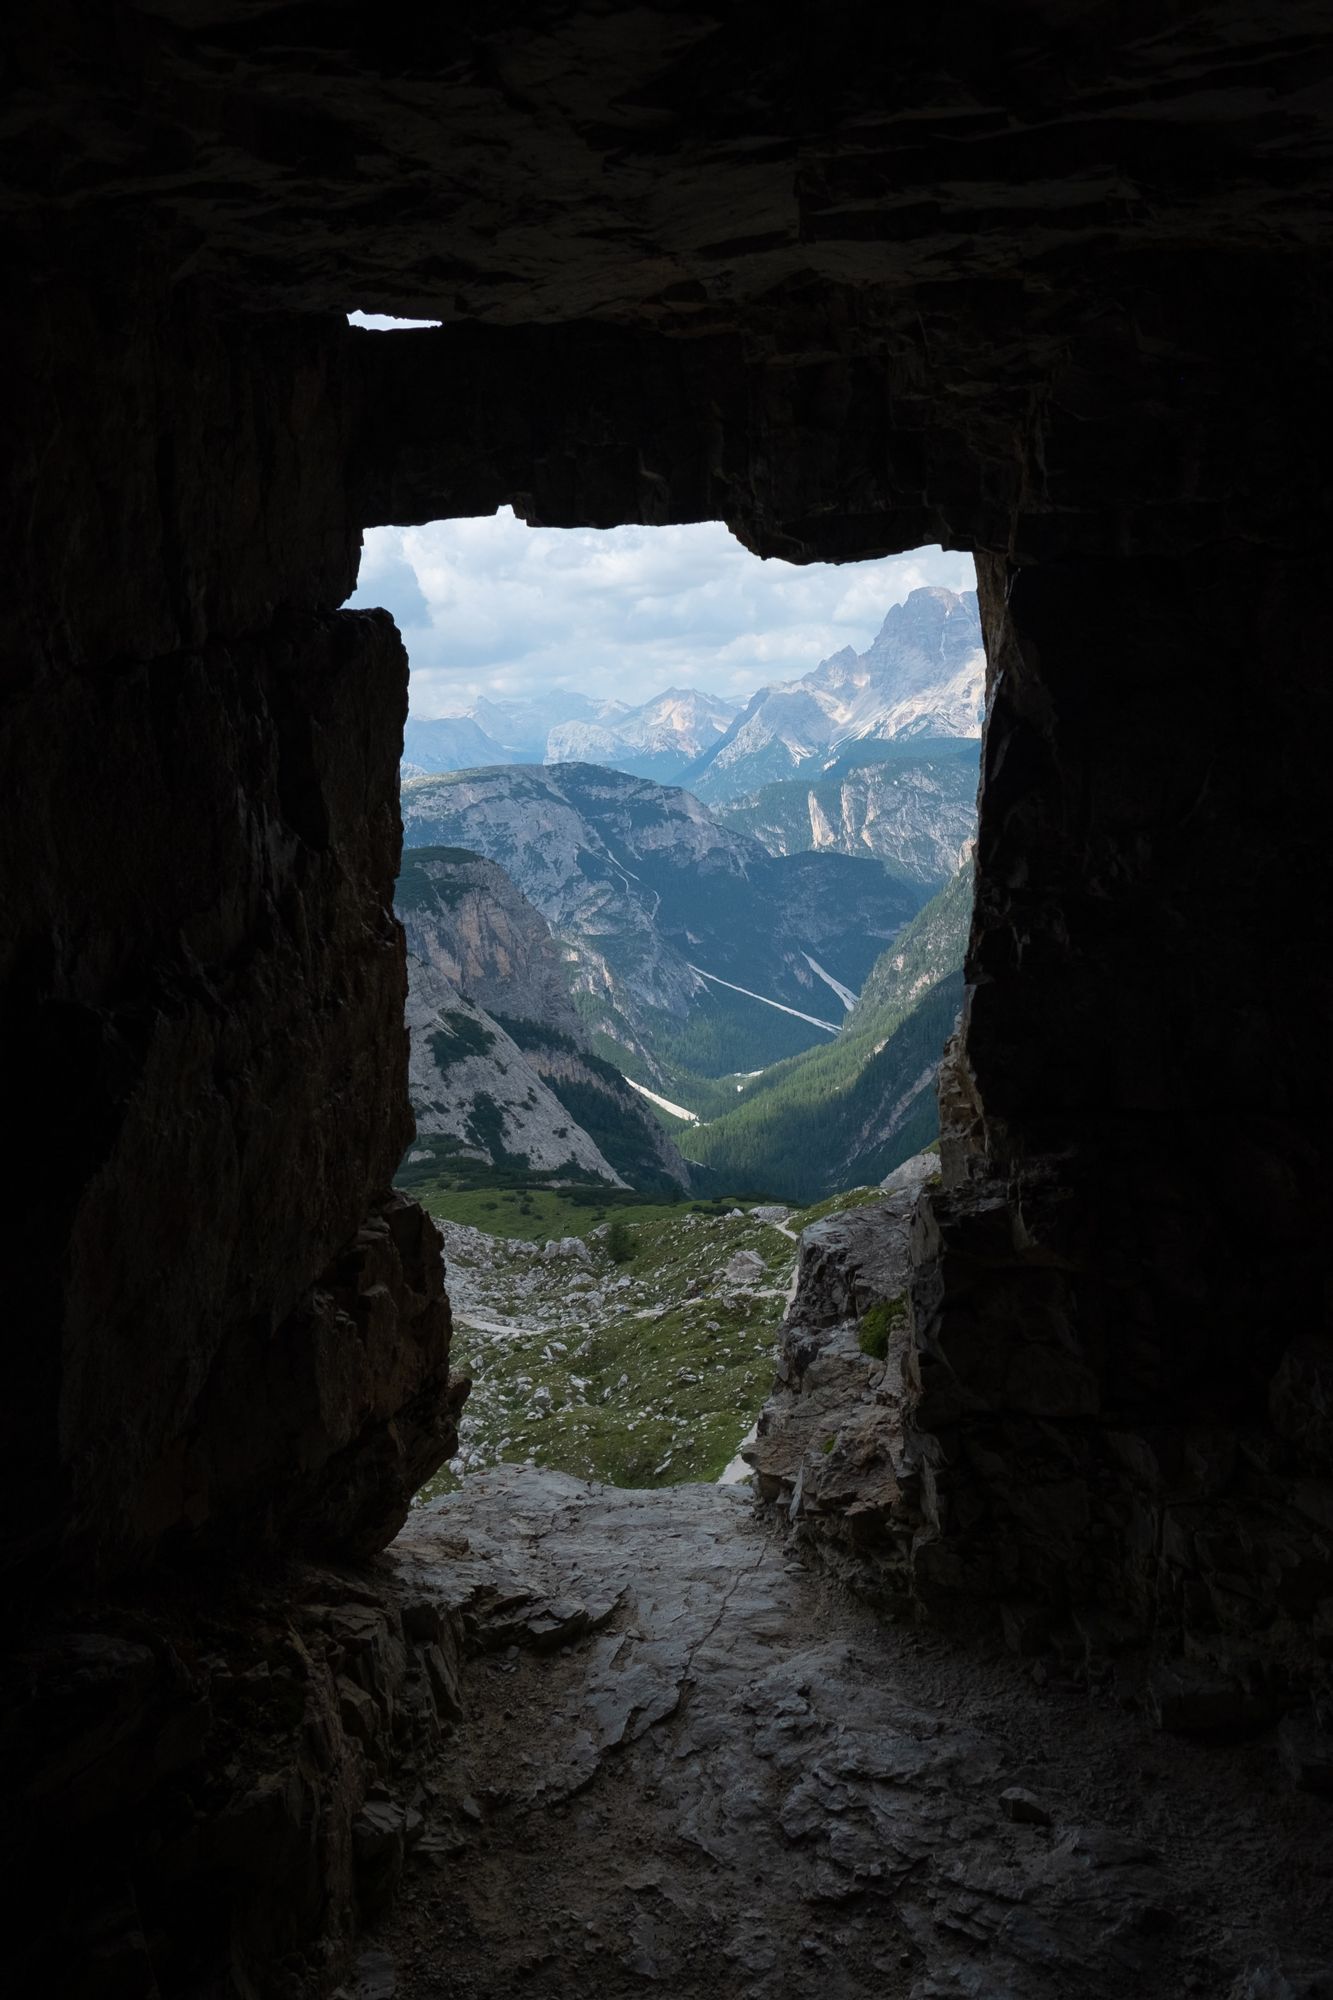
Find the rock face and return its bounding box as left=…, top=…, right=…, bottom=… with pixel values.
left=4, top=6, right=1333, bottom=1993
left=404, top=976, right=632, bottom=1184
left=399, top=847, right=585, bottom=1034
left=749, top=1166, right=932, bottom=1598
left=397, top=846, right=690, bottom=1190
left=720, top=740, right=979, bottom=890
left=897, top=549, right=1333, bottom=1696
left=1, top=604, right=462, bottom=1582
left=6, top=1537, right=473, bottom=1997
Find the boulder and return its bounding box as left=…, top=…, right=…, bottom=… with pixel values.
left=723, top=1249, right=766, bottom=1286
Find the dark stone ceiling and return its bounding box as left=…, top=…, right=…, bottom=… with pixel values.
left=6, top=2, right=1332, bottom=326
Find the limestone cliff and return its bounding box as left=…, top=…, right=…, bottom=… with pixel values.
left=397, top=848, right=690, bottom=1192
left=720, top=741, right=978, bottom=891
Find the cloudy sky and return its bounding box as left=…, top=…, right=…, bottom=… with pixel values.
left=346, top=508, right=975, bottom=719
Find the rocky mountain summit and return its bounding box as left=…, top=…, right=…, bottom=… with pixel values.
left=397, top=848, right=688, bottom=1192
left=400, top=764, right=920, bottom=1103
left=396, top=589, right=977, bottom=800
left=683, top=587, right=984, bottom=804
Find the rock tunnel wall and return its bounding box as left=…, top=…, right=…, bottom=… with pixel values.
left=911, top=542, right=1333, bottom=1698
left=2, top=272, right=461, bottom=1586
left=2, top=3, right=1332, bottom=1987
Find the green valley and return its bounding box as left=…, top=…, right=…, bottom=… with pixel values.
left=684, top=863, right=973, bottom=1201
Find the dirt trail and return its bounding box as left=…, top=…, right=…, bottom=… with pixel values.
left=370, top=1467, right=1333, bottom=2000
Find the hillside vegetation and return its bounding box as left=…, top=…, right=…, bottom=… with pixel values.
left=412, top=1184, right=886, bottom=1495
left=685, top=864, right=973, bottom=1200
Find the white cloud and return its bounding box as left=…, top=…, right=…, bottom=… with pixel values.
left=345, top=508, right=975, bottom=717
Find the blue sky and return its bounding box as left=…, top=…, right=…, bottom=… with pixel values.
left=348, top=511, right=976, bottom=718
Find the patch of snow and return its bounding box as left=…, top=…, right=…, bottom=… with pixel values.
left=346, top=311, right=442, bottom=329
left=801, top=952, right=857, bottom=1011
left=685, top=964, right=840, bottom=1034
left=622, top=1075, right=699, bottom=1123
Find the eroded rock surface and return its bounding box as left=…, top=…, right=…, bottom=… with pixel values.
left=375, top=1466, right=1332, bottom=2000
left=5, top=1547, right=472, bottom=1998
left=749, top=1167, right=930, bottom=1606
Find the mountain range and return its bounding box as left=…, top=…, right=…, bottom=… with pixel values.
left=399, top=763, right=922, bottom=1109
left=401, top=584, right=982, bottom=797
left=404, top=686, right=740, bottom=783
left=680, top=587, right=984, bottom=804
left=546, top=687, right=740, bottom=780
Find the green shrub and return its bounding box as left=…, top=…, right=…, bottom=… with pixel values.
left=605, top=1218, right=636, bottom=1265
left=427, top=1009, right=496, bottom=1072
left=858, top=1293, right=907, bottom=1359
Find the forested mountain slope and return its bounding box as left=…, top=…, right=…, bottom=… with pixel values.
left=686, top=864, right=974, bottom=1201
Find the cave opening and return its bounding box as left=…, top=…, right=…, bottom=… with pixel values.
left=344, top=495, right=982, bottom=1498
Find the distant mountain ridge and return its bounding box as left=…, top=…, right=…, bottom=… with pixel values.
left=398, top=583, right=980, bottom=791
left=407, top=685, right=740, bottom=781
left=681, top=587, right=984, bottom=804
left=402, top=714, right=518, bottom=774
left=546, top=686, right=740, bottom=780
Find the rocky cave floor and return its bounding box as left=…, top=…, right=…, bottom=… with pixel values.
left=355, top=1465, right=1333, bottom=2000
